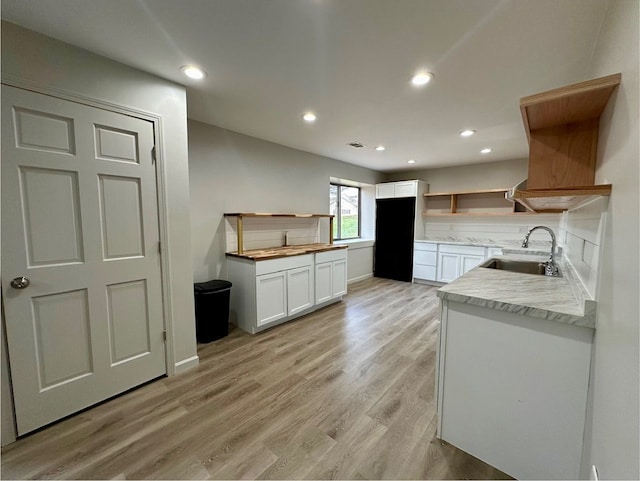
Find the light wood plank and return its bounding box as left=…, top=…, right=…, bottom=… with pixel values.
left=2, top=277, right=512, bottom=480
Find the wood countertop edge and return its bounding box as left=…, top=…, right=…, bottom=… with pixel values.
left=226, top=244, right=348, bottom=261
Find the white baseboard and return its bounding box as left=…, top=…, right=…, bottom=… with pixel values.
left=348, top=273, right=373, bottom=284
left=173, top=355, right=199, bottom=375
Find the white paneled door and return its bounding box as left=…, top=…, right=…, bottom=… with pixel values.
left=1, top=86, right=166, bottom=435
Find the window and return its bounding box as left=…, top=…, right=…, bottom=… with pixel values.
left=330, top=183, right=360, bottom=240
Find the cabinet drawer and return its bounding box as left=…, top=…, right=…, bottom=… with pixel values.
left=255, top=254, right=313, bottom=275
left=414, top=250, right=436, bottom=266
left=414, top=241, right=437, bottom=252
left=438, top=244, right=486, bottom=256
left=315, top=249, right=347, bottom=263
left=413, top=264, right=436, bottom=281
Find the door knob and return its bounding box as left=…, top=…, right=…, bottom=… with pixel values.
left=10, top=276, right=30, bottom=289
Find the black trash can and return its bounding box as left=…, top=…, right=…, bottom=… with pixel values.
left=194, top=280, right=232, bottom=343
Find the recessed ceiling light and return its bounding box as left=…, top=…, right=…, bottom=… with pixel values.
left=460, top=129, right=476, bottom=137
left=303, top=112, right=317, bottom=122
left=481, top=148, right=492, bottom=154
left=375, top=146, right=386, bottom=151
left=408, top=159, right=416, bottom=164
left=180, top=65, right=207, bottom=80
left=411, top=72, right=434, bottom=86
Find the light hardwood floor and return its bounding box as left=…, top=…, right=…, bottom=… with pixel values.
left=1, top=277, right=512, bottom=480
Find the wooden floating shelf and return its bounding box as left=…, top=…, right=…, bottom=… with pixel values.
left=511, top=184, right=612, bottom=213
left=224, top=213, right=333, bottom=218
left=423, top=211, right=539, bottom=218
left=424, top=188, right=509, bottom=197
left=423, top=188, right=530, bottom=216
left=224, top=212, right=335, bottom=254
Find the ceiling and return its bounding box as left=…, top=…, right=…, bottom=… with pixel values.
left=1, top=0, right=611, bottom=172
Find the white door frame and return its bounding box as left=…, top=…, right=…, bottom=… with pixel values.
left=1, top=77, right=179, bottom=382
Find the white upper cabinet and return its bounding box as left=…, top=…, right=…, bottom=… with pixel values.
left=376, top=180, right=419, bottom=199
left=375, top=183, right=396, bottom=199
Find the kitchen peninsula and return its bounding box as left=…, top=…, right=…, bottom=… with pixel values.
left=435, top=252, right=595, bottom=479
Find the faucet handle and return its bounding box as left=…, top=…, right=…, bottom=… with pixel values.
left=543, top=261, right=559, bottom=277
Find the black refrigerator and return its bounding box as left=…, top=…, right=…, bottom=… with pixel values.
left=374, top=197, right=415, bottom=282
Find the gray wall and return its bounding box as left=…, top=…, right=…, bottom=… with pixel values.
left=384, top=158, right=528, bottom=192
left=188, top=120, right=384, bottom=282
left=1, top=22, right=199, bottom=444
left=582, top=1, right=639, bottom=479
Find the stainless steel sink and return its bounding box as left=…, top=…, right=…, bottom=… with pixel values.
left=480, top=258, right=562, bottom=277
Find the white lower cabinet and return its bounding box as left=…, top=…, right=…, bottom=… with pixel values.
left=437, top=300, right=593, bottom=479
left=413, top=242, right=438, bottom=281
left=256, top=271, right=287, bottom=326
left=228, top=249, right=347, bottom=334
left=286, top=265, right=314, bottom=316
left=436, top=245, right=486, bottom=283
left=315, top=249, right=348, bottom=303
left=314, top=262, right=333, bottom=304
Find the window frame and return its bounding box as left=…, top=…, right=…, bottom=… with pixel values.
left=330, top=182, right=361, bottom=240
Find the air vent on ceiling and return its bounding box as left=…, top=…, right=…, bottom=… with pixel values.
left=347, top=141, right=365, bottom=148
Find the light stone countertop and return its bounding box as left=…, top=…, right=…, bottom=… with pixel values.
left=414, top=237, right=559, bottom=257
left=437, top=254, right=596, bottom=329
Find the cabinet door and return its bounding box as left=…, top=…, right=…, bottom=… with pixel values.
left=376, top=183, right=395, bottom=199
left=256, top=271, right=287, bottom=326
left=437, top=253, right=460, bottom=283
left=460, top=254, right=485, bottom=275
left=394, top=181, right=417, bottom=198
left=315, top=262, right=333, bottom=304
left=332, top=259, right=348, bottom=297
left=287, top=266, right=313, bottom=316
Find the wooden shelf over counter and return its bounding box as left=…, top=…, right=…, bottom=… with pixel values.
left=423, top=211, right=538, bottom=217
left=226, top=243, right=347, bottom=261
left=224, top=212, right=335, bottom=254
left=510, top=184, right=612, bottom=213
left=423, top=188, right=530, bottom=216
left=224, top=213, right=333, bottom=218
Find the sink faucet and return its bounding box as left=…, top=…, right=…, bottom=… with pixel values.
left=521, top=225, right=560, bottom=277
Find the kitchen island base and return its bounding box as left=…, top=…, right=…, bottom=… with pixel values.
left=436, top=300, right=593, bottom=480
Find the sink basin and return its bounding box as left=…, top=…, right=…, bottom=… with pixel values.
left=480, top=258, right=562, bottom=277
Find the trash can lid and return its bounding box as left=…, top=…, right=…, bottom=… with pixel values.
left=194, top=279, right=232, bottom=293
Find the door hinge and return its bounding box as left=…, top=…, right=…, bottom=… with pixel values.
left=163, top=330, right=167, bottom=342
left=151, top=146, right=157, bottom=164
left=158, top=241, right=161, bottom=254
